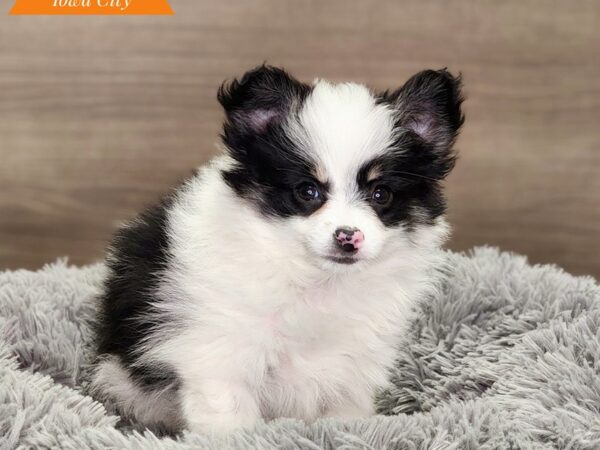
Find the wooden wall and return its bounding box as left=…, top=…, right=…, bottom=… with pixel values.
left=1, top=0, right=599, bottom=277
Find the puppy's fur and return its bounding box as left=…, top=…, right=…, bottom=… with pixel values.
left=91, top=66, right=464, bottom=434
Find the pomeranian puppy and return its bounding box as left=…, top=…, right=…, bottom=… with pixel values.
left=91, top=65, right=464, bottom=434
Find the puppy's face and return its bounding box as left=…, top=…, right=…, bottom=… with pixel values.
left=219, top=66, right=463, bottom=270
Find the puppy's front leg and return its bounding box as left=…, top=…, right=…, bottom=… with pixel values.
left=180, top=378, right=262, bottom=434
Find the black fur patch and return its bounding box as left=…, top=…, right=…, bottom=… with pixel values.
left=378, top=69, right=464, bottom=151
left=221, top=129, right=330, bottom=218
left=95, top=197, right=180, bottom=388
left=218, top=65, right=326, bottom=218
left=218, top=65, right=311, bottom=135
left=356, top=140, right=449, bottom=228
left=367, top=69, right=464, bottom=228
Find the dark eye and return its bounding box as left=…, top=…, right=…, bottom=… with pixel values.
left=296, top=182, right=321, bottom=202
left=370, top=185, right=392, bottom=206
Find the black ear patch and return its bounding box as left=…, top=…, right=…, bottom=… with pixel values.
left=218, top=65, right=320, bottom=218
left=364, top=70, right=465, bottom=228
left=382, top=69, right=464, bottom=152
left=218, top=65, right=310, bottom=135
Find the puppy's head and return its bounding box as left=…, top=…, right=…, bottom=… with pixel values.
left=219, top=65, right=463, bottom=270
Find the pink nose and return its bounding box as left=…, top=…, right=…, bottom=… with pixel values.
left=334, top=228, right=365, bottom=253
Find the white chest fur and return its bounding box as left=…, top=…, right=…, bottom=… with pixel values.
left=140, top=165, right=444, bottom=433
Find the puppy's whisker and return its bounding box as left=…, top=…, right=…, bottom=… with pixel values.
left=385, top=170, right=439, bottom=182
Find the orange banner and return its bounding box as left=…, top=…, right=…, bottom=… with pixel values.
left=10, top=0, right=173, bottom=15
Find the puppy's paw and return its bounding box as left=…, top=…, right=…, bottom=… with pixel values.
left=182, top=379, right=262, bottom=434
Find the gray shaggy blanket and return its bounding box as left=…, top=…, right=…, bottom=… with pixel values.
left=1, top=247, right=599, bottom=449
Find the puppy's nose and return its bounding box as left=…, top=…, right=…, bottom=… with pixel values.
left=333, top=228, right=365, bottom=253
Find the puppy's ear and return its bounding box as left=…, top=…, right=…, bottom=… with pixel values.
left=218, top=65, right=309, bottom=134
left=387, top=69, right=464, bottom=152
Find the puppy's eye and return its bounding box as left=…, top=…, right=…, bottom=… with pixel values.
left=296, top=182, right=321, bottom=202
left=370, top=185, right=392, bottom=206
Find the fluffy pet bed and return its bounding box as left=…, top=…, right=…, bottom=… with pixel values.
left=1, top=247, right=599, bottom=449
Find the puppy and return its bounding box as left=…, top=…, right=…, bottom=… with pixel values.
left=91, top=65, right=464, bottom=434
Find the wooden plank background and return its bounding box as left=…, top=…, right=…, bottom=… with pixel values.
left=0, top=0, right=599, bottom=277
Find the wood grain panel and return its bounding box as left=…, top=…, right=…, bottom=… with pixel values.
left=0, top=0, right=598, bottom=277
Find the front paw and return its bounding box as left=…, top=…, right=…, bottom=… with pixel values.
left=182, top=380, right=262, bottom=434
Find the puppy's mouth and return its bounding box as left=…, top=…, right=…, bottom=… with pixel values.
left=325, top=256, right=359, bottom=265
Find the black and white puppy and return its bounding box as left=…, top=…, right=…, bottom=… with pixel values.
left=91, top=65, right=464, bottom=434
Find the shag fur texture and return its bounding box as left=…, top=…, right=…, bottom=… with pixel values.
left=2, top=247, right=600, bottom=449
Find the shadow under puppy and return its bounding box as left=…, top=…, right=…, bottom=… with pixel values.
left=91, top=65, right=464, bottom=434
